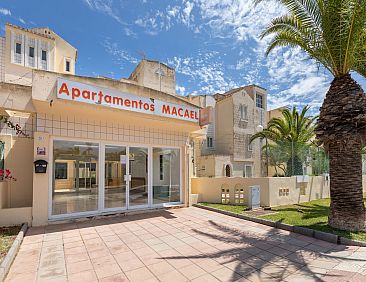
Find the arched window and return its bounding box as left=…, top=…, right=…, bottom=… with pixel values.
left=225, top=164, right=231, bottom=177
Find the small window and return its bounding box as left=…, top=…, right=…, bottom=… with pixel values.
left=55, top=163, right=68, bottom=179
left=29, top=47, right=34, bottom=58
left=247, top=134, right=253, bottom=151
left=256, top=94, right=263, bottom=108
left=240, top=105, right=248, bottom=120
left=159, top=155, right=163, bottom=180
left=15, top=43, right=22, bottom=54
left=41, top=50, right=47, bottom=61
left=244, top=165, right=252, bottom=178
left=207, top=137, right=213, bottom=148
left=65, top=60, right=70, bottom=72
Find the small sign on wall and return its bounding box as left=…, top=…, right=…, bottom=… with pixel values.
left=37, top=147, right=46, bottom=156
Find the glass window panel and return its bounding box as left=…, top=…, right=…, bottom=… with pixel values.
left=15, top=43, right=21, bottom=54
left=42, top=50, right=47, bottom=61
left=105, top=145, right=126, bottom=209
left=153, top=148, right=180, bottom=204
left=29, top=46, right=34, bottom=58
left=52, top=140, right=99, bottom=215
left=129, top=147, right=148, bottom=207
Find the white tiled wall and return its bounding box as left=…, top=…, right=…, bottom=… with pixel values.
left=36, top=113, right=189, bottom=147
left=0, top=37, right=5, bottom=82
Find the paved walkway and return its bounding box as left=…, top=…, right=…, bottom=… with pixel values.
left=5, top=207, right=366, bottom=282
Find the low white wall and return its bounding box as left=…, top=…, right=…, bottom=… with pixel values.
left=192, top=175, right=334, bottom=207
left=0, top=207, right=32, bottom=227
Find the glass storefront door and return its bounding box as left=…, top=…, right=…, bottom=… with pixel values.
left=128, top=147, right=149, bottom=208
left=104, top=145, right=127, bottom=210
left=52, top=140, right=181, bottom=218
left=52, top=140, right=99, bottom=216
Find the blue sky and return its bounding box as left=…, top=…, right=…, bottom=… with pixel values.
left=1, top=0, right=366, bottom=112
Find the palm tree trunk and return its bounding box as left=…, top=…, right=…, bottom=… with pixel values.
left=316, top=74, right=366, bottom=231
left=328, top=140, right=365, bottom=230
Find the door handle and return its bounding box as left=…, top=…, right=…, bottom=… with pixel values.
left=124, top=175, right=131, bottom=181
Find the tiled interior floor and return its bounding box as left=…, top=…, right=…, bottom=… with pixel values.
left=6, top=207, right=366, bottom=282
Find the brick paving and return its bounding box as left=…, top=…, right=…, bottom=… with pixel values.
left=5, top=207, right=366, bottom=282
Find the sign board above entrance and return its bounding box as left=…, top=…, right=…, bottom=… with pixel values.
left=56, top=78, right=199, bottom=123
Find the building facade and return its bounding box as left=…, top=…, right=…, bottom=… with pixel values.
left=0, top=23, right=202, bottom=226
left=189, top=85, right=267, bottom=178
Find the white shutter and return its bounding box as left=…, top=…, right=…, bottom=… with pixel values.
left=10, top=31, right=14, bottom=64
left=37, top=39, right=41, bottom=69
left=24, top=35, right=29, bottom=67
left=21, top=34, right=24, bottom=66
left=35, top=39, right=39, bottom=69
left=46, top=42, right=50, bottom=71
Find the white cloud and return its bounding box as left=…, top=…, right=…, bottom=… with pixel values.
left=101, top=38, right=139, bottom=69
left=135, top=2, right=197, bottom=35
left=168, top=51, right=238, bottom=95
left=18, top=18, right=26, bottom=24
left=0, top=8, right=11, bottom=16
left=82, top=0, right=124, bottom=24
left=176, top=85, right=186, bottom=95
left=182, top=1, right=194, bottom=26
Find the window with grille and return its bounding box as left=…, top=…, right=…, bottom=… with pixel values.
left=256, top=94, right=263, bottom=108
left=279, top=187, right=289, bottom=196
left=234, top=184, right=245, bottom=204
left=221, top=185, right=230, bottom=204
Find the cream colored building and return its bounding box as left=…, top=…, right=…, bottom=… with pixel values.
left=0, top=23, right=77, bottom=86
left=189, top=85, right=267, bottom=178
left=0, top=23, right=202, bottom=226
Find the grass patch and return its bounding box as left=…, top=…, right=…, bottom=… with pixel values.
left=199, top=202, right=248, bottom=213
left=197, top=198, right=366, bottom=242
left=259, top=198, right=366, bottom=242
left=0, top=226, right=21, bottom=263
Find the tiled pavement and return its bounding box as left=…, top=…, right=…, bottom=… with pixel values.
left=5, top=207, right=366, bottom=282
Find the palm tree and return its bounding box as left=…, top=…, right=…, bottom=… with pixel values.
left=257, top=0, right=366, bottom=231
left=251, top=106, right=317, bottom=176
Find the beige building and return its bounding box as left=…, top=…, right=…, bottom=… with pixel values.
left=0, top=23, right=202, bottom=226
left=189, top=85, right=267, bottom=178
left=0, top=23, right=77, bottom=86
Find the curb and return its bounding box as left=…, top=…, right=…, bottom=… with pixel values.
left=193, top=204, right=366, bottom=247
left=0, top=223, right=28, bottom=282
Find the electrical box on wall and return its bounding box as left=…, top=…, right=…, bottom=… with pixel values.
left=248, top=185, right=260, bottom=209
left=34, top=160, right=48, bottom=173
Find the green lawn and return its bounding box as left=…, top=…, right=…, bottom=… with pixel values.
left=259, top=198, right=366, bottom=242
left=199, top=202, right=249, bottom=213
left=198, top=198, right=366, bottom=242
left=0, top=226, right=21, bottom=263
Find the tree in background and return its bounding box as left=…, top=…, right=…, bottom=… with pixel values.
left=251, top=106, right=317, bottom=176
left=256, top=0, right=366, bottom=230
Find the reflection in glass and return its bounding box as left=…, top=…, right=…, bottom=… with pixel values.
left=105, top=145, right=126, bottom=209
left=52, top=141, right=99, bottom=215
left=153, top=148, right=180, bottom=204
left=129, top=147, right=148, bottom=207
